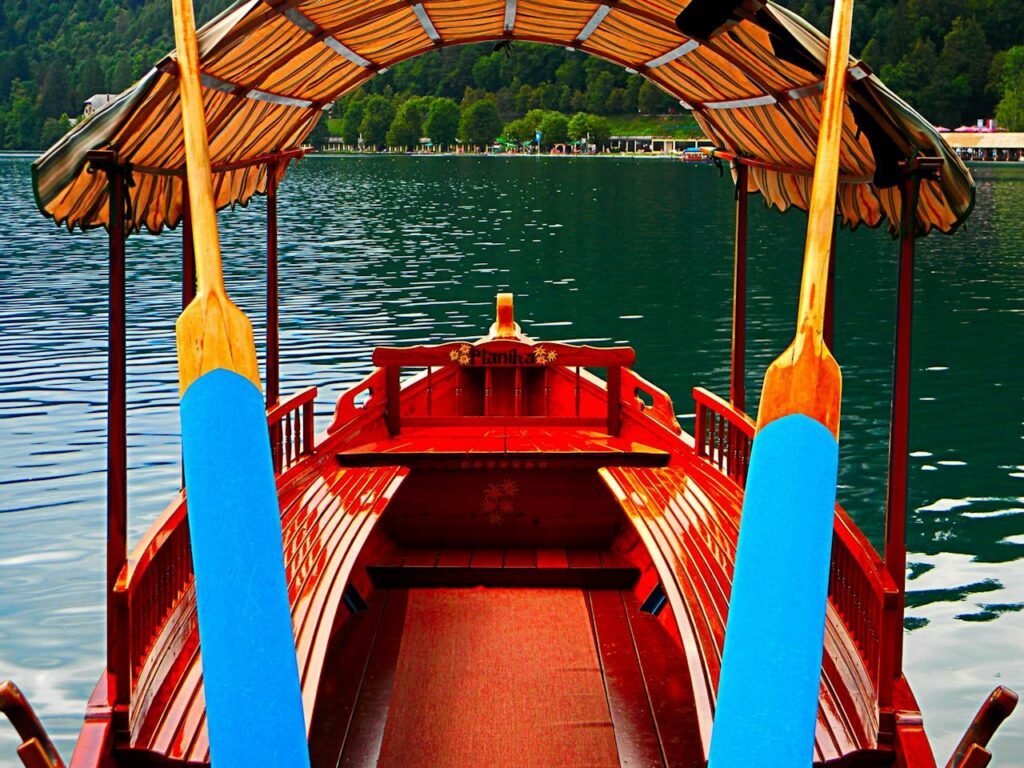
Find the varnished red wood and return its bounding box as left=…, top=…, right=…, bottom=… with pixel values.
left=368, top=548, right=638, bottom=589
left=338, top=590, right=408, bottom=767
left=79, top=303, right=963, bottom=768
left=85, top=150, right=131, bottom=720
left=731, top=162, right=748, bottom=412
left=266, top=165, right=280, bottom=408
left=373, top=340, right=636, bottom=369
left=181, top=178, right=195, bottom=311
left=587, top=590, right=667, bottom=767
left=881, top=175, right=922, bottom=713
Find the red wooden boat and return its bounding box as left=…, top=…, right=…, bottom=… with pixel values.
left=5, top=0, right=1019, bottom=766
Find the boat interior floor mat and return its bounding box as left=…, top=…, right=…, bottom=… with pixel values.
left=315, top=587, right=702, bottom=768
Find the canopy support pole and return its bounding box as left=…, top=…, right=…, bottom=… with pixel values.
left=87, top=150, right=130, bottom=730
left=182, top=177, right=195, bottom=309
left=824, top=219, right=837, bottom=349
left=879, top=157, right=942, bottom=723
left=730, top=162, right=748, bottom=412
left=267, top=162, right=280, bottom=409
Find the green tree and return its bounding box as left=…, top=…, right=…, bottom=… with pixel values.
left=586, top=72, right=615, bottom=114
left=40, top=114, right=72, bottom=147
left=341, top=98, right=365, bottom=146
left=359, top=94, right=395, bottom=149
left=995, top=45, right=1024, bottom=130
left=472, top=53, right=503, bottom=92
left=638, top=81, right=671, bottom=114
left=523, top=109, right=549, bottom=130
left=880, top=39, right=940, bottom=120
left=587, top=115, right=611, bottom=146
left=538, top=111, right=569, bottom=148
left=111, top=57, right=134, bottom=92
left=307, top=112, right=330, bottom=150
left=79, top=58, right=107, bottom=100
left=555, top=58, right=585, bottom=90
left=933, top=16, right=993, bottom=125
left=40, top=63, right=73, bottom=119
left=503, top=116, right=534, bottom=145
left=623, top=77, right=642, bottom=112
left=458, top=98, right=502, bottom=149
left=423, top=97, right=460, bottom=148
left=567, top=112, right=590, bottom=142
left=567, top=112, right=611, bottom=147
left=386, top=99, right=426, bottom=150
left=6, top=80, right=40, bottom=149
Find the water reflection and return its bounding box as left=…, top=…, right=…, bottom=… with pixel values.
left=0, top=155, right=1022, bottom=760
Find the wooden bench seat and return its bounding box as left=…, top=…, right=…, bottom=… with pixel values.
left=600, top=465, right=879, bottom=765
left=337, top=426, right=670, bottom=469
left=368, top=547, right=639, bottom=589
left=129, top=464, right=408, bottom=765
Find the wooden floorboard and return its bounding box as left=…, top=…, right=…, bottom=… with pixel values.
left=307, top=593, right=389, bottom=768
left=338, top=590, right=409, bottom=768
left=588, top=590, right=665, bottom=768
left=624, top=591, right=705, bottom=768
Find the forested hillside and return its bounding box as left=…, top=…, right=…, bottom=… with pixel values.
left=1, top=0, right=1022, bottom=150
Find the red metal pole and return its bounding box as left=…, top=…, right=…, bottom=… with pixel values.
left=266, top=163, right=280, bottom=408
left=182, top=177, right=195, bottom=309
left=730, top=162, right=748, bottom=412
left=824, top=217, right=837, bottom=349
left=881, top=175, right=921, bottom=707
left=88, top=150, right=130, bottom=719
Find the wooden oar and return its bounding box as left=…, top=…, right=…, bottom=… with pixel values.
left=707, top=1, right=854, bottom=766
left=170, top=1, right=310, bottom=766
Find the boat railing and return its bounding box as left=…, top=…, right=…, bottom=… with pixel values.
left=118, top=492, right=192, bottom=695
left=620, top=368, right=681, bottom=432
left=830, top=512, right=900, bottom=694
left=371, top=341, right=635, bottom=435
left=690, top=385, right=900, bottom=696
left=117, top=388, right=320, bottom=701
left=327, top=368, right=388, bottom=434
left=692, top=387, right=755, bottom=486
left=267, top=386, right=317, bottom=474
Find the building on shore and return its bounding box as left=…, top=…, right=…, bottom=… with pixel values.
left=609, top=136, right=714, bottom=154
left=82, top=94, right=117, bottom=118
left=944, top=132, right=1024, bottom=162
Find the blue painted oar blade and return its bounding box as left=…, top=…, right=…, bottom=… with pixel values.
left=181, top=369, right=310, bottom=768
left=709, top=414, right=839, bottom=768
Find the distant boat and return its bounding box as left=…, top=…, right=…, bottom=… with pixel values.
left=680, top=147, right=710, bottom=162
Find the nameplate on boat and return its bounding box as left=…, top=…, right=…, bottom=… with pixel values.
left=372, top=341, right=636, bottom=369
left=449, top=343, right=556, bottom=367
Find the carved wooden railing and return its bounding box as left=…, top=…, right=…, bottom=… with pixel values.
left=327, top=368, right=387, bottom=433
left=693, top=386, right=754, bottom=486
left=267, top=386, right=317, bottom=474
left=120, top=388, right=320, bottom=699
left=372, top=341, right=636, bottom=436
left=621, top=368, right=681, bottom=432
left=120, top=496, right=192, bottom=694
left=690, top=385, right=899, bottom=695
left=830, top=513, right=900, bottom=692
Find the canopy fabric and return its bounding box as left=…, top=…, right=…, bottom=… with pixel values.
left=33, top=0, right=973, bottom=236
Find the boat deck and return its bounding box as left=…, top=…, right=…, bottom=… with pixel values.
left=310, top=586, right=702, bottom=768
left=125, top=431, right=885, bottom=767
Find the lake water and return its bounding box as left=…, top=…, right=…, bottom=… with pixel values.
left=1, top=154, right=1022, bottom=762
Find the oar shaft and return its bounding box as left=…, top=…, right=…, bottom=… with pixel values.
left=171, top=0, right=224, bottom=297
left=796, top=0, right=854, bottom=337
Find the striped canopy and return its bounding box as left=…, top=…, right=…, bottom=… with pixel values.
left=33, top=0, right=973, bottom=236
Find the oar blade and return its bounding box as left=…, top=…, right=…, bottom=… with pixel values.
left=709, top=413, right=839, bottom=767
left=176, top=293, right=261, bottom=397
left=180, top=368, right=309, bottom=768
